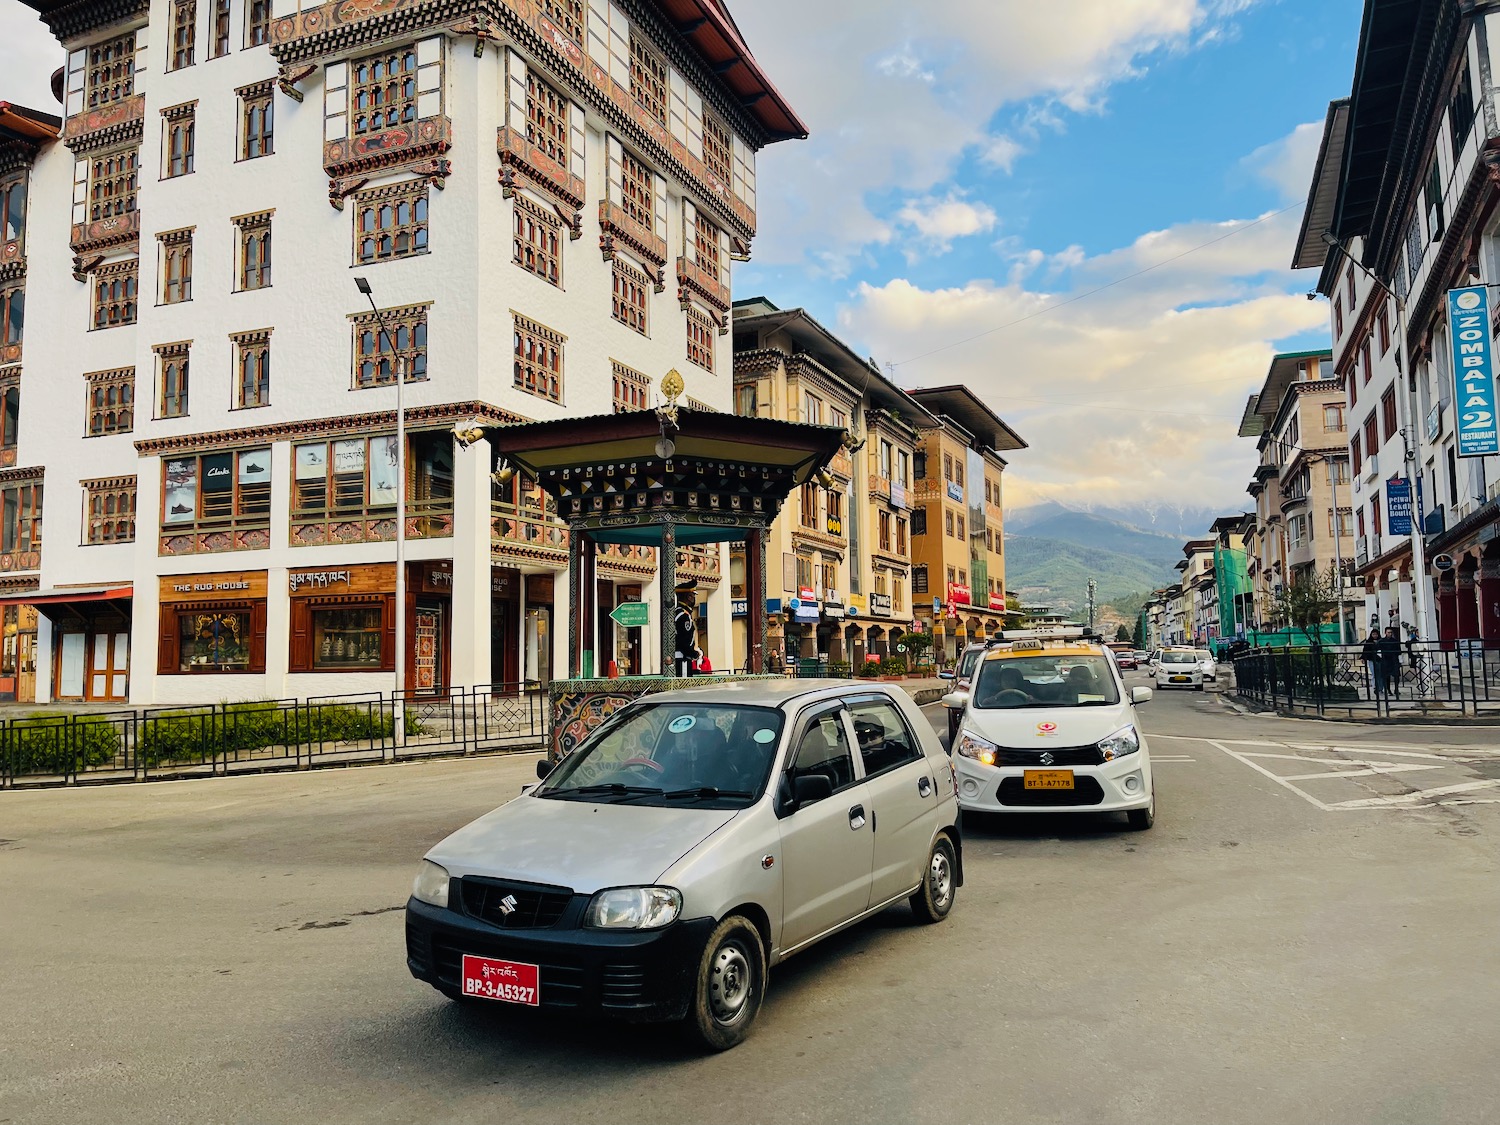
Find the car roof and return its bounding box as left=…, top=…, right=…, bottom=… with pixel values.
left=638, top=679, right=895, bottom=708
left=983, top=644, right=1104, bottom=661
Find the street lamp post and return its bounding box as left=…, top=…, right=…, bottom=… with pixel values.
left=354, top=277, right=406, bottom=744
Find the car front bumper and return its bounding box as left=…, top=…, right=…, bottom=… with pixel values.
left=955, top=754, right=1152, bottom=814
left=1154, top=673, right=1203, bottom=688
left=405, top=896, right=717, bottom=1022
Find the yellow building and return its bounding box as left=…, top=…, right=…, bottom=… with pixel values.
left=906, top=387, right=1028, bottom=662
left=731, top=299, right=940, bottom=669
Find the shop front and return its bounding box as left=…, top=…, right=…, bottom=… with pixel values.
left=0, top=602, right=37, bottom=702
left=158, top=572, right=268, bottom=679
left=3, top=585, right=134, bottom=703
left=522, top=572, right=554, bottom=686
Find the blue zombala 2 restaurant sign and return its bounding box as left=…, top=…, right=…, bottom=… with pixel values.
left=1447, top=286, right=1500, bottom=458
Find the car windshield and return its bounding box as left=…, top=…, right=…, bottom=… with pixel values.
left=1195, top=650, right=1212, bottom=661
left=1161, top=652, right=1197, bottom=665
left=536, top=702, right=784, bottom=807
left=971, top=653, right=1120, bottom=708
left=958, top=648, right=982, bottom=679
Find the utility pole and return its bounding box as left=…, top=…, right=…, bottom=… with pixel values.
left=1086, top=578, right=1097, bottom=633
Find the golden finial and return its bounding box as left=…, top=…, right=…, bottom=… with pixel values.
left=661, top=368, right=685, bottom=406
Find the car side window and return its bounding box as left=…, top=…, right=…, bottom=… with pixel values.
left=848, top=697, right=923, bottom=779
left=787, top=707, right=856, bottom=795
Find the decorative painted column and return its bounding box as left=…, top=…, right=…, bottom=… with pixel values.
left=658, top=520, right=677, bottom=677
left=745, top=526, right=767, bottom=674
left=566, top=527, right=582, bottom=678
left=1437, top=572, right=1459, bottom=643
left=580, top=532, right=598, bottom=678
left=1457, top=564, right=1481, bottom=640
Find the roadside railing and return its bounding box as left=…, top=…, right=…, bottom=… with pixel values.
left=1232, top=639, right=1500, bottom=719
left=0, top=684, right=551, bottom=789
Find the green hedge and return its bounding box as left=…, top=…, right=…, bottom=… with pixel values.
left=5, top=714, right=122, bottom=776
left=880, top=656, right=908, bottom=675
left=137, top=702, right=408, bottom=766
left=857, top=661, right=882, bottom=678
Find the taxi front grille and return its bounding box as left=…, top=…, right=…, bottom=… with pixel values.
left=993, top=746, right=1104, bottom=767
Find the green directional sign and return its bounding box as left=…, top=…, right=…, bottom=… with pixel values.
left=610, top=601, right=651, bottom=628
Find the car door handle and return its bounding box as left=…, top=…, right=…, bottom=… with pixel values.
left=917, top=775, right=932, bottom=797
left=848, top=804, right=866, bottom=830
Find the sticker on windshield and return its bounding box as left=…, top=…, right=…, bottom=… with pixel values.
left=667, top=715, right=697, bottom=734
left=753, top=728, right=776, bottom=744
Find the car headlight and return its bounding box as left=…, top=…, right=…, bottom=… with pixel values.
left=411, top=860, right=450, bottom=908
left=955, top=729, right=998, bottom=766
left=1097, top=725, right=1141, bottom=762
left=583, top=886, right=683, bottom=930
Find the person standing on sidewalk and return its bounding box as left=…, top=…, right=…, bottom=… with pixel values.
left=1378, top=626, right=1403, bottom=698
left=1361, top=628, right=1385, bottom=697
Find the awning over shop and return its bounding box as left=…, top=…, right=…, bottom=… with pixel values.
left=0, top=585, right=133, bottom=622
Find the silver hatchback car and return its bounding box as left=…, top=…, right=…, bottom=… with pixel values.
left=404, top=681, right=962, bottom=1049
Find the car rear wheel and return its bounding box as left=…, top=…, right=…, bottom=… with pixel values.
left=686, top=915, right=765, bottom=1051
left=909, top=835, right=957, bottom=924
left=1127, top=791, right=1155, bottom=831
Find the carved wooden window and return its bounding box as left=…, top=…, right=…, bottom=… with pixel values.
left=211, top=0, right=230, bottom=57
left=0, top=480, right=42, bottom=555
left=526, top=71, right=568, bottom=167
left=245, top=0, right=270, bottom=47
left=629, top=30, right=667, bottom=127
left=159, top=229, right=193, bottom=304
left=232, top=329, right=270, bottom=408
left=541, top=0, right=583, bottom=43
left=162, top=103, right=195, bottom=177
left=513, top=194, right=561, bottom=287
left=0, top=287, right=23, bottom=346
left=621, top=148, right=654, bottom=230
left=612, top=361, right=649, bottom=412
left=611, top=258, right=649, bottom=335
left=170, top=0, right=197, bottom=71
left=86, top=33, right=135, bottom=109
left=92, top=260, right=137, bottom=329
left=686, top=305, right=714, bottom=371
left=89, top=147, right=138, bottom=222
left=703, top=114, right=731, bottom=183
left=85, top=368, right=134, bottom=435
left=84, top=477, right=136, bottom=544
left=238, top=82, right=273, bottom=159
left=235, top=212, right=271, bottom=290
left=351, top=46, right=418, bottom=136
left=1, top=174, right=26, bottom=245
left=352, top=304, right=428, bottom=388
left=354, top=181, right=428, bottom=263
left=694, top=211, right=721, bottom=277
left=156, top=343, right=190, bottom=418
left=0, top=375, right=17, bottom=454
left=513, top=312, right=564, bottom=403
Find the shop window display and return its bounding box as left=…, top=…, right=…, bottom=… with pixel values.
left=179, top=610, right=252, bottom=671
left=311, top=605, right=384, bottom=669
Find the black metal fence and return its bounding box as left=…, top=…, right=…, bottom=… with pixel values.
left=0, top=684, right=550, bottom=789
left=1232, top=640, right=1500, bottom=719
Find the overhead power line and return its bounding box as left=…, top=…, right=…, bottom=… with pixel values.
left=891, top=199, right=1309, bottom=368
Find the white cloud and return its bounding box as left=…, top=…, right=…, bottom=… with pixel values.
left=733, top=0, right=1267, bottom=270
left=1242, top=119, right=1324, bottom=201
left=977, top=134, right=1026, bottom=173
left=834, top=183, right=1327, bottom=511
left=1, top=18, right=63, bottom=113
left=894, top=193, right=997, bottom=257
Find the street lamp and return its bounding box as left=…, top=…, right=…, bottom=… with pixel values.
left=354, top=276, right=407, bottom=743
left=1318, top=231, right=1431, bottom=640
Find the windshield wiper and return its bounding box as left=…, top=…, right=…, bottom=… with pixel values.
left=663, top=786, right=754, bottom=801
left=548, top=783, right=664, bottom=801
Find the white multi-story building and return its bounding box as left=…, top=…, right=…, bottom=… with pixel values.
left=6, top=0, right=804, bottom=704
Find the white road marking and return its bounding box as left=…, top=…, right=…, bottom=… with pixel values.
left=1277, top=764, right=1446, bottom=782
left=1206, top=740, right=1333, bottom=811
left=1150, top=756, right=1196, bottom=762
left=1329, top=780, right=1500, bottom=808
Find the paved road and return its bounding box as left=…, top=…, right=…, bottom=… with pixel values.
left=2, top=681, right=1498, bottom=1124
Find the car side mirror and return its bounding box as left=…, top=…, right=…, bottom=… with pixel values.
left=792, top=773, right=834, bottom=806
left=535, top=758, right=554, bottom=780
left=938, top=671, right=954, bottom=680
left=1131, top=686, right=1153, bottom=704
left=941, top=691, right=968, bottom=710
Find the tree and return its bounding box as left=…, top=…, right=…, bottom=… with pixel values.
left=897, top=630, right=932, bottom=666
left=1115, top=624, right=1131, bottom=642
left=1269, top=565, right=1340, bottom=639
left=1131, top=618, right=1145, bottom=647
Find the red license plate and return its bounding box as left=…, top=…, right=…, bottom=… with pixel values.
left=460, top=955, right=540, bottom=1006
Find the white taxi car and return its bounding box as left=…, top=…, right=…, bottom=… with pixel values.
left=1153, top=648, right=1205, bottom=690
left=945, top=630, right=1155, bottom=830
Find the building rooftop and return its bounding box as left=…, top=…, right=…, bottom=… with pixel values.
left=908, top=385, right=1028, bottom=453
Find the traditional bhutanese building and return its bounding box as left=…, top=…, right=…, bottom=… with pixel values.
left=9, top=0, right=804, bottom=703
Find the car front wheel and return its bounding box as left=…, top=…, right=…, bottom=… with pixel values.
left=1127, top=790, right=1155, bottom=831
left=686, top=915, right=766, bottom=1051
left=910, top=835, right=957, bottom=923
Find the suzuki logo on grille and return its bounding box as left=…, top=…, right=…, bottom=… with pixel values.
left=497, top=894, right=519, bottom=917
left=1039, top=751, right=1055, bottom=766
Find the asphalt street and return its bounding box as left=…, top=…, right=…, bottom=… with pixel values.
left=2, top=680, right=1499, bottom=1124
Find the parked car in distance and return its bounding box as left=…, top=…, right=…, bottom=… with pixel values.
left=947, top=629, right=1155, bottom=829
left=1114, top=650, right=1138, bottom=670
left=1195, top=649, right=1218, bottom=682
left=1153, top=649, right=1204, bottom=690
left=405, top=681, right=962, bottom=1050
left=940, top=641, right=989, bottom=741
left=1133, top=650, right=1151, bottom=665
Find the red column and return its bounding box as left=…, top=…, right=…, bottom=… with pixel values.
left=745, top=530, right=765, bottom=674
left=1456, top=567, right=1481, bottom=640
left=1437, top=574, right=1459, bottom=644
left=1477, top=559, right=1500, bottom=640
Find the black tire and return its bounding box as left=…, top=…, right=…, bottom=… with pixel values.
left=1194, top=683, right=1204, bottom=692
left=686, top=916, right=765, bottom=1051
left=1127, top=790, right=1155, bottom=831
left=909, top=835, right=957, bottom=924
